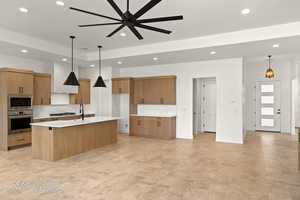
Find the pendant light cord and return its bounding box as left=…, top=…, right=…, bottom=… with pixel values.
left=70, top=36, right=75, bottom=72
left=98, top=46, right=102, bottom=75
left=268, top=55, right=272, bottom=69
left=127, top=0, right=129, bottom=11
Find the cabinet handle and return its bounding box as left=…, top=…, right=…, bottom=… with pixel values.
left=157, top=121, right=161, bottom=127
left=141, top=98, right=144, bottom=104
left=49, top=98, right=51, bottom=104
left=160, top=97, right=164, bottom=104
left=137, top=120, right=141, bottom=126
left=119, top=88, right=122, bottom=93
left=41, top=98, right=43, bottom=104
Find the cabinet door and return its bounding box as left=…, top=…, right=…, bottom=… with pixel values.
left=130, top=117, right=143, bottom=136
left=160, top=78, right=176, bottom=105
left=133, top=79, right=144, bottom=104
left=120, top=79, right=130, bottom=93
left=143, top=117, right=157, bottom=137
left=79, top=79, right=90, bottom=104
left=33, top=74, right=51, bottom=105
left=112, top=80, right=120, bottom=94
left=143, top=79, right=161, bottom=104
left=6, top=72, right=33, bottom=95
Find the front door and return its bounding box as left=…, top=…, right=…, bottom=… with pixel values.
left=255, top=81, right=281, bottom=132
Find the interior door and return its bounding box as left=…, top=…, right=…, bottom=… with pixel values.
left=202, top=79, right=216, bottom=132
left=255, top=81, right=281, bottom=132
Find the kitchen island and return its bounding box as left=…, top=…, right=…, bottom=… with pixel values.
left=31, top=117, right=119, bottom=161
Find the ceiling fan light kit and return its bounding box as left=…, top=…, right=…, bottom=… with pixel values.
left=70, top=0, right=183, bottom=40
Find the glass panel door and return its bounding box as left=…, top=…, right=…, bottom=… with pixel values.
left=255, top=81, right=281, bottom=132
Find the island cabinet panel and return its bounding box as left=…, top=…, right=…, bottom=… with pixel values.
left=32, top=120, right=117, bottom=161
left=33, top=73, right=51, bottom=105
left=112, top=78, right=130, bottom=94
left=130, top=116, right=176, bottom=139
left=6, top=71, right=34, bottom=95
left=132, top=76, right=176, bottom=105
left=69, top=78, right=91, bottom=104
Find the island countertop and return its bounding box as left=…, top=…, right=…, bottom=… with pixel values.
left=31, top=116, right=119, bottom=128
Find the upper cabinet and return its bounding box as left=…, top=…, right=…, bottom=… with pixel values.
left=69, top=78, right=91, bottom=104
left=112, top=78, right=130, bottom=94
left=133, top=76, right=176, bottom=105
left=33, top=73, right=51, bottom=105
left=3, top=69, right=34, bottom=95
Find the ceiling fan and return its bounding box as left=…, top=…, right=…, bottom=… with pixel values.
left=70, top=0, right=183, bottom=40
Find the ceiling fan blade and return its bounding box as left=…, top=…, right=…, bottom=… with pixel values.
left=134, top=0, right=162, bottom=19
left=79, top=22, right=122, bottom=27
left=107, top=24, right=125, bottom=37
left=137, top=16, right=183, bottom=23
left=107, top=0, right=124, bottom=18
left=134, top=23, right=171, bottom=34
left=128, top=24, right=143, bottom=40
left=70, top=7, right=121, bottom=22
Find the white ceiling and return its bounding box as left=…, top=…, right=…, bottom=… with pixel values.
left=1, top=0, right=300, bottom=51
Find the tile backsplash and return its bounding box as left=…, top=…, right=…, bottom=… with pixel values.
left=137, top=104, right=177, bottom=115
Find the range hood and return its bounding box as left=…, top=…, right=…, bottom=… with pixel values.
left=51, top=63, right=79, bottom=105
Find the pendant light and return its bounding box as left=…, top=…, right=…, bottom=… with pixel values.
left=64, top=36, right=80, bottom=86
left=94, top=46, right=106, bottom=87
left=265, top=55, right=275, bottom=79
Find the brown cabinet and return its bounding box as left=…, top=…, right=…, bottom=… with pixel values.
left=130, top=116, right=176, bottom=139
left=6, top=71, right=34, bottom=95
left=69, top=78, right=91, bottom=104
left=8, top=132, right=32, bottom=147
left=112, top=78, right=130, bottom=94
left=33, top=73, right=51, bottom=105
left=133, top=76, right=176, bottom=105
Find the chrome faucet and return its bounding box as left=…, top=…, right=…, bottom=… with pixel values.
left=79, top=104, right=84, bottom=120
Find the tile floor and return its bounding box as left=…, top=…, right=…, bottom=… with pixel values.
left=0, top=132, right=299, bottom=200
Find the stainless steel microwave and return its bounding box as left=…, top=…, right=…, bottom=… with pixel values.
left=8, top=95, right=32, bottom=110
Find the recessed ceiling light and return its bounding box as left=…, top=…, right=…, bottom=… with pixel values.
left=120, top=32, right=127, bottom=37
left=272, top=44, right=280, bottom=48
left=210, top=51, right=216, bottom=55
left=21, top=49, right=28, bottom=53
left=153, top=57, right=158, bottom=61
left=90, top=64, right=95, bottom=67
left=56, top=1, right=65, bottom=6
left=117, top=61, right=123, bottom=65
left=62, top=58, right=67, bottom=62
left=241, top=8, right=250, bottom=15
left=19, top=7, right=29, bottom=13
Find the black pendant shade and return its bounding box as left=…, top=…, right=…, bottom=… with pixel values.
left=94, top=46, right=107, bottom=87
left=64, top=36, right=80, bottom=86
left=64, top=71, right=80, bottom=86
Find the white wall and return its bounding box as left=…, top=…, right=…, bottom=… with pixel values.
left=245, top=58, right=292, bottom=133
left=120, top=58, right=244, bottom=144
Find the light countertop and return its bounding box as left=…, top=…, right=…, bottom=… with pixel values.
left=31, top=116, right=119, bottom=128
left=130, top=114, right=176, bottom=118
left=33, top=113, right=95, bottom=120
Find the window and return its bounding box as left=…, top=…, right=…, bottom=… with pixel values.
left=261, top=96, right=274, bottom=104
left=261, top=119, right=274, bottom=127
left=261, top=107, right=274, bottom=116
left=261, top=84, right=274, bottom=93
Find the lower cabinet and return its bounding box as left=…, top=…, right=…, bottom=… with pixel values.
left=130, top=116, right=176, bottom=139
left=8, top=132, right=32, bottom=147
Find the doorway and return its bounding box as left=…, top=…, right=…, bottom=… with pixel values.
left=193, top=78, right=217, bottom=135
left=255, top=81, right=281, bottom=132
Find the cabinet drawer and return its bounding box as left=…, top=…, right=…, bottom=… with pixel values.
left=8, top=132, right=31, bottom=147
